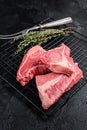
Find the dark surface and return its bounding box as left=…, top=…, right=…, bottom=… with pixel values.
left=0, top=0, right=87, bottom=130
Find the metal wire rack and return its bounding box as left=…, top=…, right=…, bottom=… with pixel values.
left=0, top=19, right=87, bottom=118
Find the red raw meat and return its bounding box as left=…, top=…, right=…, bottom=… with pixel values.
left=16, top=45, right=49, bottom=86
left=41, top=43, right=73, bottom=75
left=36, top=63, right=83, bottom=110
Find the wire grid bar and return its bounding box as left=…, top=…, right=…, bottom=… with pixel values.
left=0, top=31, right=87, bottom=117
left=0, top=34, right=87, bottom=77
left=0, top=61, right=39, bottom=97
left=0, top=75, right=47, bottom=118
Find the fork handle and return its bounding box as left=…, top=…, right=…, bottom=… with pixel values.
left=39, top=17, right=72, bottom=28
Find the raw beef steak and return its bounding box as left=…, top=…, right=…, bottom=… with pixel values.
left=41, top=43, right=73, bottom=75
left=36, top=63, right=83, bottom=110
left=16, top=45, right=49, bottom=86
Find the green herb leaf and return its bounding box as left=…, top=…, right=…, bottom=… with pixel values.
left=13, top=27, right=73, bottom=55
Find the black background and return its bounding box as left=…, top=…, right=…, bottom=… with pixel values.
left=0, top=0, right=87, bottom=130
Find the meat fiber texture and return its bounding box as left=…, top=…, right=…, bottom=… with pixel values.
left=35, top=44, right=83, bottom=109
left=16, top=45, right=49, bottom=86
left=16, top=43, right=70, bottom=86
left=40, top=43, right=74, bottom=75
left=36, top=63, right=83, bottom=110
left=16, top=43, right=83, bottom=110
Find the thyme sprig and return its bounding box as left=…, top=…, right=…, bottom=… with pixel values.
left=13, top=27, right=73, bottom=55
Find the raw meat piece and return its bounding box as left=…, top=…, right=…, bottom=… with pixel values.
left=36, top=63, right=83, bottom=110
left=41, top=43, right=73, bottom=75
left=16, top=43, right=70, bottom=85
left=16, top=45, right=49, bottom=86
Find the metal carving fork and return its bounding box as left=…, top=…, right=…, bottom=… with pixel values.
left=0, top=17, right=72, bottom=39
